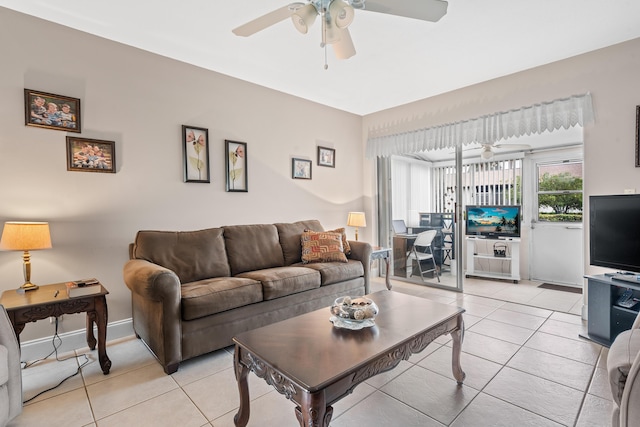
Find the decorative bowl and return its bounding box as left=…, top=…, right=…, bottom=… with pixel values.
left=329, top=296, right=378, bottom=329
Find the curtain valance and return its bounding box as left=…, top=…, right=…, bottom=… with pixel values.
left=366, top=93, right=593, bottom=158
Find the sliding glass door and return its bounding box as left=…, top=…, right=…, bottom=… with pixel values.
left=377, top=149, right=463, bottom=292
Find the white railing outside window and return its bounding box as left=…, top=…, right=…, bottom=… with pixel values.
left=432, top=159, right=523, bottom=209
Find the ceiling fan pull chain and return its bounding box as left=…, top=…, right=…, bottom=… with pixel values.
left=322, top=5, right=329, bottom=69
left=324, top=45, right=329, bottom=69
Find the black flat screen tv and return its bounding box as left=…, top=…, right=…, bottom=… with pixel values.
left=466, top=205, right=521, bottom=238
left=589, top=194, right=640, bottom=274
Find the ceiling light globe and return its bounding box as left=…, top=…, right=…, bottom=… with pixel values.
left=291, top=4, right=317, bottom=34
left=330, top=2, right=354, bottom=29
left=480, top=149, right=493, bottom=160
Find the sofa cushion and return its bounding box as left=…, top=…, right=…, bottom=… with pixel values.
left=275, top=220, right=324, bottom=265
left=181, top=277, right=263, bottom=320
left=325, top=227, right=351, bottom=256
left=298, top=260, right=364, bottom=286
left=224, top=224, right=285, bottom=275
left=608, top=328, right=640, bottom=405
left=133, top=228, right=230, bottom=283
left=301, top=230, right=348, bottom=264
left=237, top=266, right=321, bottom=300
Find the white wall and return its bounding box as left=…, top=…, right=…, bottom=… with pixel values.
left=3, top=7, right=640, bottom=343
left=0, top=9, right=366, bottom=341
left=362, top=37, right=640, bottom=287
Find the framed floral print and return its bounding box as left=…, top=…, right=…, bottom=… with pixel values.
left=226, top=140, right=247, bottom=192
left=183, top=125, right=210, bottom=183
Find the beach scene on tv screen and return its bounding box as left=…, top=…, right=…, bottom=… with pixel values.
left=467, top=206, right=520, bottom=235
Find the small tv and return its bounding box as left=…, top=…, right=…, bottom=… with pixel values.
left=590, top=194, right=640, bottom=274
left=466, top=205, right=521, bottom=238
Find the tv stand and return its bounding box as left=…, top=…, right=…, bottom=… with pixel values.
left=583, top=274, right=640, bottom=347
left=611, top=274, right=640, bottom=284
left=465, top=236, right=520, bottom=283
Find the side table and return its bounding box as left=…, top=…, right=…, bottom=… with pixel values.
left=0, top=281, right=112, bottom=375
left=371, top=246, right=392, bottom=290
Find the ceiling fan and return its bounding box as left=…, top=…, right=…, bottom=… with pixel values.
left=232, top=0, right=448, bottom=63
left=476, top=142, right=532, bottom=160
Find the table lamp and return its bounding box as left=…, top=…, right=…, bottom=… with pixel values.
left=347, top=212, right=366, bottom=241
left=0, top=221, right=52, bottom=291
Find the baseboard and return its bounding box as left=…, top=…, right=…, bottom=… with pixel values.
left=20, top=318, right=134, bottom=362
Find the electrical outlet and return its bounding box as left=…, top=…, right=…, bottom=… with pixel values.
left=49, top=315, right=62, bottom=323
left=624, top=189, right=636, bottom=194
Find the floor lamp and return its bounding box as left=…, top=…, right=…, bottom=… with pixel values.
left=0, top=221, right=52, bottom=292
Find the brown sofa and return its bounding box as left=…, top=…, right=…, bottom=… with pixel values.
left=123, top=220, right=371, bottom=374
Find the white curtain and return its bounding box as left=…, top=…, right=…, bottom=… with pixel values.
left=366, top=93, right=593, bottom=158
left=391, top=156, right=432, bottom=226
left=391, top=157, right=410, bottom=223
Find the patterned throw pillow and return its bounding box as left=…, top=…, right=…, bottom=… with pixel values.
left=301, top=230, right=348, bottom=263
left=325, top=227, right=351, bottom=256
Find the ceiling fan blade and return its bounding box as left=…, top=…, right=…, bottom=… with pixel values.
left=232, top=4, right=301, bottom=37
left=494, top=143, right=532, bottom=149
left=450, top=147, right=481, bottom=153
left=360, top=0, right=448, bottom=22
left=333, top=28, right=356, bottom=59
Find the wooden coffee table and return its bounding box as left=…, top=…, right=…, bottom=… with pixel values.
left=233, top=290, right=465, bottom=427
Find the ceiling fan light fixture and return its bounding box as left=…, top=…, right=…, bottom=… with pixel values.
left=329, top=1, right=354, bottom=29
left=291, top=4, right=317, bottom=34
left=480, top=147, right=494, bottom=160
left=333, top=28, right=356, bottom=59
left=322, top=17, right=342, bottom=45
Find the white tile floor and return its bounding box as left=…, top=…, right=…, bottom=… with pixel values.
left=8, top=276, right=612, bottom=427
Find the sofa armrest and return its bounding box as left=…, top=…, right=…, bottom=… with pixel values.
left=123, top=259, right=182, bottom=374
left=123, top=259, right=181, bottom=303
left=0, top=305, right=21, bottom=424
left=632, top=311, right=640, bottom=330
left=347, top=240, right=372, bottom=294
left=621, top=348, right=640, bottom=427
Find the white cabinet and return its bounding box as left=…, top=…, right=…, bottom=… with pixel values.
left=465, top=236, right=520, bottom=283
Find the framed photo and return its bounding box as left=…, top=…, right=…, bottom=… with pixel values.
left=66, top=136, right=115, bottom=173
left=24, top=89, right=81, bottom=133
left=636, top=106, right=639, bottom=167
left=292, top=158, right=312, bottom=180
left=317, top=146, right=335, bottom=168
left=183, top=125, right=210, bottom=183
left=225, top=140, right=247, bottom=192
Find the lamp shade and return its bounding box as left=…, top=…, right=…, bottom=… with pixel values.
left=329, top=1, right=354, bottom=29
left=291, top=4, right=317, bottom=34
left=347, top=212, right=366, bottom=228
left=333, top=28, right=356, bottom=59
left=0, top=222, right=52, bottom=251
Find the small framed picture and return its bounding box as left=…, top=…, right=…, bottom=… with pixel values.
left=183, top=125, right=210, bottom=183
left=317, top=146, right=335, bottom=168
left=292, top=158, right=312, bottom=180
left=24, top=89, right=81, bottom=133
left=66, top=136, right=115, bottom=173
left=226, top=140, right=247, bottom=192
left=636, top=106, right=639, bottom=167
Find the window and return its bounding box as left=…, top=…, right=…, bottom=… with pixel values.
left=536, top=161, right=583, bottom=222
left=432, top=158, right=523, bottom=209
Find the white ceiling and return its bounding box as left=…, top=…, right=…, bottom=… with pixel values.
left=2, top=0, right=640, bottom=116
